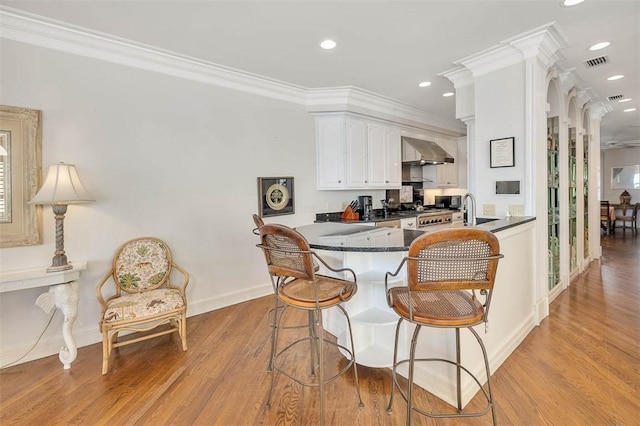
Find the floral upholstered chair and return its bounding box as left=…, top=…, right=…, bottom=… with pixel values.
left=96, top=237, right=189, bottom=374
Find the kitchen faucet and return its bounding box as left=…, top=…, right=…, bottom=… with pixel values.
left=462, top=193, right=476, bottom=226
left=381, top=199, right=389, bottom=218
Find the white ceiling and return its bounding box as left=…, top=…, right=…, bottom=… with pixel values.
left=3, top=0, right=639, bottom=149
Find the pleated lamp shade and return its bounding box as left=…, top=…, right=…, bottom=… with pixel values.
left=30, top=162, right=94, bottom=205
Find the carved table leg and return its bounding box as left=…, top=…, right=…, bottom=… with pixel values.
left=35, top=281, right=79, bottom=369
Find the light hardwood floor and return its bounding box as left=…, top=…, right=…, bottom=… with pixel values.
left=1, top=232, right=638, bottom=425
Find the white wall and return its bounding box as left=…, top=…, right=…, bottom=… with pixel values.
left=472, top=63, right=526, bottom=217
left=0, top=39, right=377, bottom=365
left=602, top=147, right=640, bottom=204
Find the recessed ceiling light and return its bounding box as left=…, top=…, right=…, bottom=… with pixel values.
left=320, top=39, right=336, bottom=50
left=619, top=98, right=632, bottom=103
left=442, top=92, right=454, bottom=97
left=623, top=108, right=637, bottom=112
left=607, top=75, right=624, bottom=81
left=418, top=81, right=432, bottom=88
left=562, top=0, right=584, bottom=6
left=589, top=42, right=610, bottom=51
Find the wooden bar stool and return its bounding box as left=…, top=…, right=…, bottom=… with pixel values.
left=384, top=228, right=503, bottom=425
left=256, top=223, right=363, bottom=425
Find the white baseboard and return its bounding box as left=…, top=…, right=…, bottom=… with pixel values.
left=187, top=283, right=271, bottom=317
left=0, top=284, right=272, bottom=369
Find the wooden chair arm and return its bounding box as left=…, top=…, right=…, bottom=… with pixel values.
left=95, top=271, right=116, bottom=311
left=168, top=261, right=190, bottom=295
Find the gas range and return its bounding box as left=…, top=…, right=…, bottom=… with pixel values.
left=417, top=210, right=463, bottom=229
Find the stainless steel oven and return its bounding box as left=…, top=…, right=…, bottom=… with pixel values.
left=417, top=211, right=453, bottom=229
left=417, top=210, right=464, bottom=231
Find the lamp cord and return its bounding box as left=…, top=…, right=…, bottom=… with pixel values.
left=0, top=308, right=57, bottom=371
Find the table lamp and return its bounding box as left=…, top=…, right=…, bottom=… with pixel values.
left=29, top=162, right=94, bottom=272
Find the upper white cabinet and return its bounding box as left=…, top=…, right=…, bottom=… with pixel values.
left=416, top=136, right=458, bottom=188
left=315, top=114, right=401, bottom=190
left=316, top=114, right=346, bottom=189
left=368, top=122, right=402, bottom=188
left=435, top=137, right=458, bottom=187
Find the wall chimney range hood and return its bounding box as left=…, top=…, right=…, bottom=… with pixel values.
left=402, top=136, right=454, bottom=165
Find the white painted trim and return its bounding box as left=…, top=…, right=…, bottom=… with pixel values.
left=187, top=284, right=272, bottom=318
left=0, top=283, right=272, bottom=368
left=307, top=86, right=465, bottom=134
left=452, top=22, right=568, bottom=78
left=0, top=6, right=307, bottom=105
left=0, top=6, right=465, bottom=134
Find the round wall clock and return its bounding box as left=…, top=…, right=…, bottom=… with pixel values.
left=265, top=183, right=289, bottom=211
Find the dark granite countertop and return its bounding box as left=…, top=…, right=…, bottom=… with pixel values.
left=314, top=209, right=457, bottom=225
left=297, top=216, right=535, bottom=252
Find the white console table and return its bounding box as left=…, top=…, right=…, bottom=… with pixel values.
left=0, top=261, right=87, bottom=369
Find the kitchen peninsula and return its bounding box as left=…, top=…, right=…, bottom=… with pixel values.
left=297, top=216, right=536, bottom=408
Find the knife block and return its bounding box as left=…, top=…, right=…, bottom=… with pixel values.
left=341, top=206, right=360, bottom=220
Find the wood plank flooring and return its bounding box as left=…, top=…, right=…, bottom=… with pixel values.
left=1, top=232, right=638, bottom=425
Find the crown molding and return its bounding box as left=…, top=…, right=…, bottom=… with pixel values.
left=0, top=6, right=310, bottom=105
left=0, top=6, right=465, bottom=134
left=452, top=22, right=567, bottom=78
left=306, top=86, right=465, bottom=134
left=506, top=22, right=567, bottom=67
left=439, top=66, right=473, bottom=89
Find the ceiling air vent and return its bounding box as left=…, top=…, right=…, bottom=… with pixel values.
left=607, top=94, right=625, bottom=101
left=583, top=55, right=608, bottom=68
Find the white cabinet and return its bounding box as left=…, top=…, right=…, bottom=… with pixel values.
left=315, top=114, right=401, bottom=190
left=369, top=123, right=402, bottom=187
left=420, top=137, right=458, bottom=188
left=316, top=115, right=346, bottom=189
left=400, top=217, right=417, bottom=229
left=345, top=116, right=368, bottom=188
left=435, top=137, right=458, bottom=187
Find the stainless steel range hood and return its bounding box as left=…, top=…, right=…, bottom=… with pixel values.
left=402, top=136, right=454, bottom=165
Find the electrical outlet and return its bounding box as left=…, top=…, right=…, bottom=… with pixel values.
left=483, top=204, right=496, bottom=215
left=509, top=204, right=525, bottom=216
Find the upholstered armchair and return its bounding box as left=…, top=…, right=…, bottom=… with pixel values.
left=96, top=237, right=189, bottom=374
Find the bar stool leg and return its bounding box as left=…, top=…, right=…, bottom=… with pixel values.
left=339, top=304, right=364, bottom=407
left=266, top=301, right=284, bottom=409
left=267, top=294, right=279, bottom=373
left=470, top=326, right=496, bottom=425
left=308, top=310, right=317, bottom=378
left=316, top=309, right=325, bottom=426
left=456, top=328, right=462, bottom=412
left=406, top=324, right=422, bottom=426
left=387, top=318, right=403, bottom=413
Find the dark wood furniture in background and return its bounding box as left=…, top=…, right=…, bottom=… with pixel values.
left=612, top=203, right=639, bottom=235
left=600, top=201, right=611, bottom=234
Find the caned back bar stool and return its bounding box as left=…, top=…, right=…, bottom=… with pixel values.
left=257, top=223, right=363, bottom=425
left=385, top=228, right=502, bottom=425
left=252, top=214, right=319, bottom=374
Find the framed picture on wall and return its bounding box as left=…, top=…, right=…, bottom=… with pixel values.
left=490, top=137, right=515, bottom=168
left=257, top=176, right=295, bottom=217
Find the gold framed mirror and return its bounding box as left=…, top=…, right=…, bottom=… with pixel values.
left=0, top=105, right=42, bottom=247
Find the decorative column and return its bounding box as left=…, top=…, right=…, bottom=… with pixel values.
left=443, top=22, right=568, bottom=325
